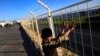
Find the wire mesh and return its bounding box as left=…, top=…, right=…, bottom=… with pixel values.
left=37, top=0, right=100, bottom=56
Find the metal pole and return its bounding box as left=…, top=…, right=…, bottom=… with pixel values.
left=28, top=14, right=34, bottom=30
left=30, top=11, right=39, bottom=33
left=86, top=1, right=94, bottom=56
left=37, top=0, right=55, bottom=38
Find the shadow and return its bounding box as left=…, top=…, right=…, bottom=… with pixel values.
left=19, top=24, right=42, bottom=56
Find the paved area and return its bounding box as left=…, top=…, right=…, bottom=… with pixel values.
left=0, top=24, right=37, bottom=56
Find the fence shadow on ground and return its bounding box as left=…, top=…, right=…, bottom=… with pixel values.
left=19, top=24, right=42, bottom=56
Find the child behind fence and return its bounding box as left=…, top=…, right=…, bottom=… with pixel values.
left=41, top=21, right=77, bottom=56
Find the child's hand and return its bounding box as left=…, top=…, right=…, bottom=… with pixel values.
left=61, top=21, right=69, bottom=30
left=61, top=21, right=66, bottom=29
left=70, top=21, right=77, bottom=31
left=72, top=21, right=77, bottom=27
left=60, top=21, right=69, bottom=35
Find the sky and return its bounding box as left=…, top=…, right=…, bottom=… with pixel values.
left=0, top=0, right=81, bottom=21
left=0, top=0, right=99, bottom=21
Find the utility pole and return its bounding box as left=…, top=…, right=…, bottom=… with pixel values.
left=37, top=0, right=55, bottom=38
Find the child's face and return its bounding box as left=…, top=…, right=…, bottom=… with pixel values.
left=43, top=36, right=53, bottom=43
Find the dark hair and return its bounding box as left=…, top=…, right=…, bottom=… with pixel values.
left=41, top=28, right=52, bottom=39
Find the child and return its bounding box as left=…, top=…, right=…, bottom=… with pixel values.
left=41, top=21, right=77, bottom=56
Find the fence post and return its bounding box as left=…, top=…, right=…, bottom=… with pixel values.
left=37, top=0, right=55, bottom=38
left=30, top=11, right=39, bottom=33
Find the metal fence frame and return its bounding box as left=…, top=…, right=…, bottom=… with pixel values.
left=36, top=0, right=100, bottom=56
